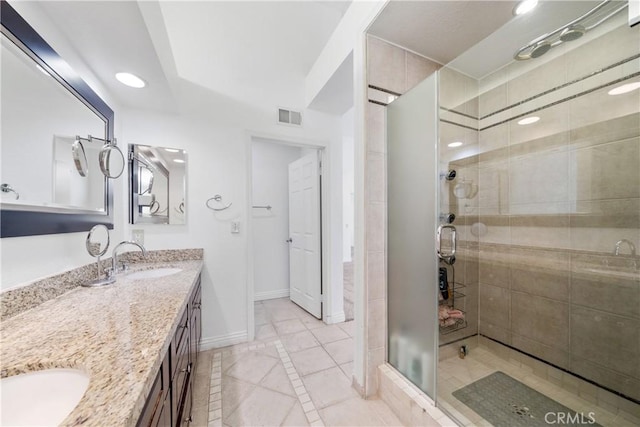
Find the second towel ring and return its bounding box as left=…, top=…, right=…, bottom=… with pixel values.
left=206, top=194, right=232, bottom=211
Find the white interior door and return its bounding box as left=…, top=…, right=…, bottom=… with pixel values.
left=288, top=152, right=322, bottom=318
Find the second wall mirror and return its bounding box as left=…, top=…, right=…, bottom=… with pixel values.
left=129, top=144, right=186, bottom=225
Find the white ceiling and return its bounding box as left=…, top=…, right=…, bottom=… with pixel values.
left=36, top=1, right=178, bottom=112
left=158, top=1, right=349, bottom=107
left=367, top=1, right=518, bottom=67
left=32, top=1, right=351, bottom=114
left=369, top=0, right=606, bottom=80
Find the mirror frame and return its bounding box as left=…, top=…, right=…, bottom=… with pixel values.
left=1, top=1, right=115, bottom=237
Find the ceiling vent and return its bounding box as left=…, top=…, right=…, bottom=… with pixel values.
left=278, top=108, right=302, bottom=126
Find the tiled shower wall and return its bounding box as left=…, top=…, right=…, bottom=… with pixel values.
left=364, top=35, right=440, bottom=397
left=445, top=17, right=640, bottom=402
left=439, top=67, right=481, bottom=345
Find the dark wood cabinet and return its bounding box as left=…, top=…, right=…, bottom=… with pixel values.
left=138, top=275, right=202, bottom=427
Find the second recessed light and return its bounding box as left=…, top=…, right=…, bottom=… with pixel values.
left=115, top=72, right=146, bottom=88
left=518, top=116, right=540, bottom=125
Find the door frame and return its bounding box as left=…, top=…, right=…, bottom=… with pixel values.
left=245, top=130, right=341, bottom=341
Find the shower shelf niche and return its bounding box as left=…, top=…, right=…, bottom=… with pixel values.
left=439, top=279, right=468, bottom=335
left=440, top=316, right=467, bottom=335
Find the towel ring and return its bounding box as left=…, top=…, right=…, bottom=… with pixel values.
left=206, top=195, right=232, bottom=211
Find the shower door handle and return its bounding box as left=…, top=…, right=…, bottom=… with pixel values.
left=436, top=225, right=456, bottom=262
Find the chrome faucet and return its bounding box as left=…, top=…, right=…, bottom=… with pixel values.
left=109, top=241, right=147, bottom=277
left=613, top=239, right=636, bottom=257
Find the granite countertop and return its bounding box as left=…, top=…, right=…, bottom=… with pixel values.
left=0, top=258, right=203, bottom=426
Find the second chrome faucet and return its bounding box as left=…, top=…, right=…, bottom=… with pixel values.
left=108, top=241, right=147, bottom=277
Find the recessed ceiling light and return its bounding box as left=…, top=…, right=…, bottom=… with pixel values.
left=608, top=82, right=640, bottom=95
left=115, top=72, right=146, bottom=88
left=448, top=141, right=463, bottom=148
left=513, top=0, right=538, bottom=16
left=518, top=116, right=540, bottom=125
left=165, top=148, right=180, bottom=153
left=173, top=159, right=185, bottom=164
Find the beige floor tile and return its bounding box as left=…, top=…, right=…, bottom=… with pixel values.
left=274, top=318, right=307, bottom=335
left=281, top=401, right=310, bottom=427
left=256, top=324, right=278, bottom=340
left=222, top=376, right=256, bottom=421
left=319, top=397, right=390, bottom=426
left=324, top=338, right=354, bottom=365
left=368, top=398, right=405, bottom=426
left=303, top=366, right=358, bottom=409
left=225, top=352, right=278, bottom=384
left=269, top=307, right=302, bottom=322
left=225, top=385, right=296, bottom=427
left=301, top=315, right=325, bottom=330
left=290, top=346, right=336, bottom=376
left=192, top=371, right=212, bottom=409
left=191, top=402, right=209, bottom=427
left=222, top=351, right=245, bottom=372
left=281, top=330, right=321, bottom=353
left=255, top=310, right=269, bottom=326
left=339, top=362, right=354, bottom=379
left=260, top=361, right=296, bottom=397
left=255, top=344, right=280, bottom=359
left=337, top=321, right=355, bottom=337
left=310, top=324, right=350, bottom=344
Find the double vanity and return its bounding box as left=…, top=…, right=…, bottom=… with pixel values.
left=0, top=251, right=203, bottom=426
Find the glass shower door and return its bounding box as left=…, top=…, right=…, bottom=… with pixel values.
left=387, top=73, right=439, bottom=398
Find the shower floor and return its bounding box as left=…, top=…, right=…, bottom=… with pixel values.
left=437, top=341, right=639, bottom=427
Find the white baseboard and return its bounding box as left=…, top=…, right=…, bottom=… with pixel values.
left=325, top=311, right=345, bottom=324
left=200, top=331, right=248, bottom=350
left=254, top=289, right=289, bottom=301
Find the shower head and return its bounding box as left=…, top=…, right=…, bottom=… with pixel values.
left=514, top=0, right=628, bottom=61
left=559, top=24, right=585, bottom=42
left=530, top=41, right=551, bottom=58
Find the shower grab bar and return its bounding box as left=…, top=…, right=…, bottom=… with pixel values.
left=436, top=225, right=456, bottom=262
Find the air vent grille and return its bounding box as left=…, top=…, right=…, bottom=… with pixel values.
left=278, top=108, right=302, bottom=126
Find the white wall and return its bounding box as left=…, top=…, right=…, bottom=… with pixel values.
left=251, top=140, right=302, bottom=301
left=342, top=107, right=355, bottom=262
left=0, top=2, right=125, bottom=290
left=0, top=2, right=348, bottom=350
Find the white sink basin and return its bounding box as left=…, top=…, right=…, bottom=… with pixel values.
left=1, top=368, right=89, bottom=426
left=126, top=267, right=182, bottom=280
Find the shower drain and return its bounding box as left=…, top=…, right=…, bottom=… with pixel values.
left=510, top=403, right=535, bottom=419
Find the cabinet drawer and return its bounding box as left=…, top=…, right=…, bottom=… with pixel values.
left=137, top=352, right=170, bottom=427
left=177, top=374, right=193, bottom=426
left=170, top=308, right=189, bottom=378
left=172, top=335, right=191, bottom=425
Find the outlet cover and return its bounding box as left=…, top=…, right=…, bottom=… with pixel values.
left=132, top=229, right=144, bottom=245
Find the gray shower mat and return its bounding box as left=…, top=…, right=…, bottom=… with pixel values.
left=452, top=371, right=602, bottom=427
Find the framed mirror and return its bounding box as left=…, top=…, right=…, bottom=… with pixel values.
left=129, top=144, right=187, bottom=225
left=0, top=1, right=115, bottom=237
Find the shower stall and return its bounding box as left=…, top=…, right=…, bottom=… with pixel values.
left=385, top=1, right=639, bottom=425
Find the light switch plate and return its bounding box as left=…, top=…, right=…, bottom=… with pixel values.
left=231, top=221, right=240, bottom=234
left=132, top=229, right=144, bottom=245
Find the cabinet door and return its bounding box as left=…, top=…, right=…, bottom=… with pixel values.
left=157, top=393, right=171, bottom=427
left=189, top=279, right=201, bottom=372
left=176, top=375, right=193, bottom=427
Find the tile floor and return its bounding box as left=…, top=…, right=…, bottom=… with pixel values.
left=437, top=345, right=639, bottom=427
left=190, top=298, right=403, bottom=427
